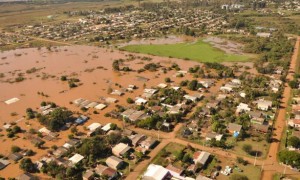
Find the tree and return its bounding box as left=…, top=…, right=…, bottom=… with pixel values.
left=26, top=149, right=35, bottom=156
left=107, top=133, right=122, bottom=145
left=19, top=158, right=35, bottom=173
left=41, top=101, right=47, bottom=106
left=156, top=121, right=163, bottom=130
left=35, top=140, right=45, bottom=149
left=278, top=150, right=300, bottom=168
left=188, top=80, right=198, bottom=91
left=26, top=108, right=35, bottom=119
left=236, top=157, right=248, bottom=165
left=11, top=146, right=21, bottom=153
left=165, top=77, right=171, bottom=83
left=37, top=107, right=73, bottom=131
left=211, top=121, right=222, bottom=133
left=175, top=150, right=184, bottom=161
left=288, top=136, right=300, bottom=148
left=12, top=126, right=22, bottom=133
left=51, top=145, right=58, bottom=150
left=242, top=144, right=252, bottom=154
left=60, top=76, right=67, bottom=81
left=120, top=136, right=132, bottom=145
left=182, top=153, right=191, bottom=163
left=112, top=60, right=120, bottom=71
left=289, top=80, right=298, bottom=89
left=77, top=136, right=111, bottom=163
left=266, top=132, right=272, bottom=143
left=127, top=98, right=134, bottom=104
left=71, top=127, right=78, bottom=135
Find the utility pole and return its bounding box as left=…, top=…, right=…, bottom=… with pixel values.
left=254, top=151, right=258, bottom=166
left=261, top=161, right=264, bottom=172
left=283, top=161, right=287, bottom=176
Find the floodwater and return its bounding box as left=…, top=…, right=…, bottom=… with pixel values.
left=0, top=45, right=254, bottom=178
left=118, top=35, right=196, bottom=47
left=203, top=36, right=245, bottom=55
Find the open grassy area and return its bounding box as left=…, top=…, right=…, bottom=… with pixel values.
left=152, top=142, right=185, bottom=166
left=230, top=165, right=261, bottom=180
left=121, top=40, right=251, bottom=63
left=227, top=136, right=269, bottom=159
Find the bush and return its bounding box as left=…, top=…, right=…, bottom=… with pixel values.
left=12, top=126, right=22, bottom=133
left=11, top=146, right=21, bottom=153
left=289, top=80, right=298, bottom=89
left=26, top=149, right=35, bottom=156
left=19, top=158, right=36, bottom=172
left=41, top=101, right=47, bottom=106
left=60, top=76, right=67, bottom=81
left=127, top=98, right=134, bottom=104
left=165, top=77, right=171, bottom=83
left=242, top=144, right=252, bottom=154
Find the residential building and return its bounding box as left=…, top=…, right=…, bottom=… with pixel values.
left=106, top=156, right=124, bottom=170
left=112, top=143, right=131, bottom=157
left=193, top=151, right=210, bottom=165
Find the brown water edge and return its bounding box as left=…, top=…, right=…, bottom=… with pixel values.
left=117, top=35, right=196, bottom=48
left=0, top=45, right=254, bottom=178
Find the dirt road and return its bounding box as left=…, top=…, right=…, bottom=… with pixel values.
left=126, top=37, right=300, bottom=180
left=261, top=37, right=300, bottom=179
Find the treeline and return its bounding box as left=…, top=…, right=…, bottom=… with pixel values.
left=229, top=33, right=294, bottom=74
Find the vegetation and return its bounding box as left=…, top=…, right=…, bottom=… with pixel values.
left=37, top=107, right=73, bottom=131
left=278, top=150, right=300, bottom=169
left=230, top=174, right=249, bottom=180
left=228, top=33, right=294, bottom=73
left=288, top=136, right=300, bottom=148
left=121, top=40, right=251, bottom=63
left=6, top=125, right=22, bottom=138
left=11, top=145, right=21, bottom=153
left=127, top=98, right=134, bottom=104
left=19, top=158, right=36, bottom=173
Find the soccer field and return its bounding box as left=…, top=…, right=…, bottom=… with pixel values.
left=121, top=40, right=252, bottom=62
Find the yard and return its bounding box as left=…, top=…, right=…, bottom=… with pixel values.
left=152, top=142, right=185, bottom=166
left=227, top=136, right=269, bottom=159
left=120, top=40, right=251, bottom=63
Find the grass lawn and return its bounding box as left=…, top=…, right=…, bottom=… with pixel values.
left=231, top=164, right=261, bottom=180
left=227, top=136, right=269, bottom=159
left=120, top=40, right=251, bottom=63
left=152, top=142, right=185, bottom=166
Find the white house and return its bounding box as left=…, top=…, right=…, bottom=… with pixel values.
left=256, top=99, right=272, bottom=111
left=135, top=97, right=148, bottom=105
left=87, top=123, right=101, bottom=132
left=69, top=154, right=84, bottom=165
left=231, top=79, right=241, bottom=85
left=94, top=103, right=107, bottom=110
left=143, top=164, right=171, bottom=180
left=157, top=83, right=168, bottom=88
left=220, top=86, right=233, bottom=93
left=236, top=103, right=251, bottom=113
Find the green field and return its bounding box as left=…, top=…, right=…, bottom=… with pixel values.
left=121, top=40, right=251, bottom=62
